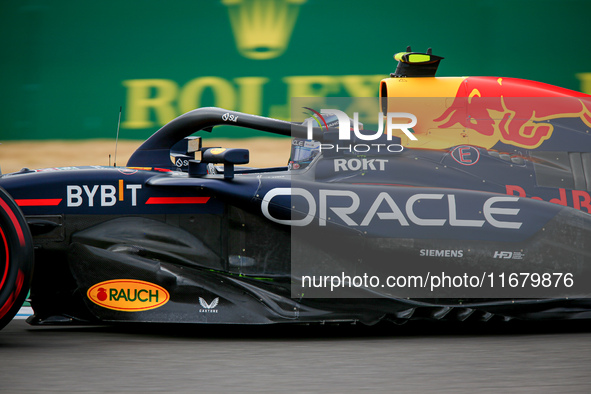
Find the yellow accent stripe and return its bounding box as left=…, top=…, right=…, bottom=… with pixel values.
left=119, top=179, right=124, bottom=201
left=394, top=52, right=408, bottom=62
left=380, top=76, right=466, bottom=98
left=408, top=54, right=430, bottom=63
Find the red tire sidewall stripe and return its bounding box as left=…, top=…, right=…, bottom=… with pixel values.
left=0, top=192, right=29, bottom=322
left=0, top=199, right=25, bottom=246
left=0, top=225, right=9, bottom=290
left=0, top=270, right=23, bottom=319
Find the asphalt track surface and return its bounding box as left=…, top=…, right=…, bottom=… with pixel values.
left=2, top=319, right=591, bottom=393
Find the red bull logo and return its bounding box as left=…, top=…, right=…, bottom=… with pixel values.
left=434, top=77, right=591, bottom=149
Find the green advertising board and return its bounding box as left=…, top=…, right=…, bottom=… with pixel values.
left=1, top=0, right=590, bottom=140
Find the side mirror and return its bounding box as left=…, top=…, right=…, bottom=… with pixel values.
left=189, top=148, right=249, bottom=179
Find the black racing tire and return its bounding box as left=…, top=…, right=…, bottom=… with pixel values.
left=0, top=186, right=34, bottom=331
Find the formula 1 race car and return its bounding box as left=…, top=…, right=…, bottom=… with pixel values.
left=1, top=47, right=591, bottom=330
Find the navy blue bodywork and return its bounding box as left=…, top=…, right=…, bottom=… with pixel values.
left=1, top=107, right=591, bottom=327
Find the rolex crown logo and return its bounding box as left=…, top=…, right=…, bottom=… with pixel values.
left=222, top=0, right=307, bottom=60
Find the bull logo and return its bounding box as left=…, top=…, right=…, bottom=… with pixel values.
left=222, top=0, right=307, bottom=60
left=434, top=77, right=591, bottom=149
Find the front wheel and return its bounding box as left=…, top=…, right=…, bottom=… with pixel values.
left=0, top=186, right=34, bottom=331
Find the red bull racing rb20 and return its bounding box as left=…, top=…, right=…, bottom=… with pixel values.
left=1, top=47, right=591, bottom=330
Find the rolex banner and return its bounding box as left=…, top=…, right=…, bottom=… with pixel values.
left=1, top=0, right=590, bottom=140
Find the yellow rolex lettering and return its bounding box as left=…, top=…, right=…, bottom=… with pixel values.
left=283, top=75, right=340, bottom=97
left=235, top=77, right=269, bottom=115
left=269, top=75, right=340, bottom=120
left=341, top=75, right=385, bottom=97
left=341, top=75, right=387, bottom=124
left=121, top=74, right=406, bottom=130
left=576, top=73, right=591, bottom=94
left=122, top=79, right=179, bottom=128
left=179, top=77, right=236, bottom=114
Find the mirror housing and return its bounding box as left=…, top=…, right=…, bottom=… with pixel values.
left=189, top=147, right=249, bottom=179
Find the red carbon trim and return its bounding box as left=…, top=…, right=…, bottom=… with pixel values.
left=15, top=199, right=62, bottom=207
left=0, top=270, right=23, bottom=320
left=145, top=197, right=210, bottom=205
left=0, top=199, right=25, bottom=246
left=0, top=226, right=9, bottom=292
left=352, top=183, right=412, bottom=186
